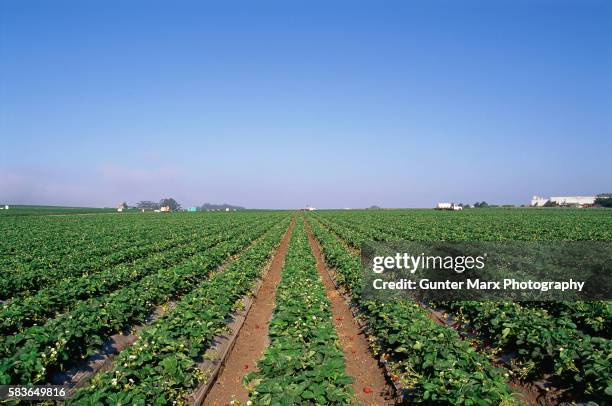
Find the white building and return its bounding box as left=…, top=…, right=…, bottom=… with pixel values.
left=551, top=196, right=596, bottom=206
left=531, top=195, right=595, bottom=207
left=436, top=203, right=462, bottom=211
left=531, top=196, right=549, bottom=207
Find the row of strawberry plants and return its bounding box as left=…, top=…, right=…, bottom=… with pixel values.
left=245, top=219, right=354, bottom=405
left=446, top=301, right=611, bottom=402
left=308, top=216, right=516, bottom=405
left=0, top=214, right=225, bottom=299
left=0, top=217, right=251, bottom=335
left=523, top=301, right=611, bottom=338
left=69, top=217, right=292, bottom=405
left=0, top=215, right=285, bottom=385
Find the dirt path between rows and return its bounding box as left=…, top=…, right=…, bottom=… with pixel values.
left=203, top=219, right=295, bottom=406
left=304, top=220, right=395, bottom=406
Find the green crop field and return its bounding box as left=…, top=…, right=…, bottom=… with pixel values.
left=0, top=205, right=119, bottom=217
left=0, top=208, right=610, bottom=405
left=308, top=208, right=612, bottom=405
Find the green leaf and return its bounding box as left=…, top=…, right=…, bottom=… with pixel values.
left=301, top=390, right=315, bottom=399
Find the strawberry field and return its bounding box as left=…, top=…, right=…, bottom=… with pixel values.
left=308, top=208, right=612, bottom=405
left=0, top=208, right=610, bottom=405
left=0, top=211, right=291, bottom=399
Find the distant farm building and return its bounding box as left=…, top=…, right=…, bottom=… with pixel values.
left=531, top=195, right=595, bottom=207
left=160, top=206, right=171, bottom=212
left=0, top=205, right=8, bottom=210
left=436, top=203, right=462, bottom=211
left=187, top=207, right=197, bottom=212
left=551, top=196, right=596, bottom=206
left=531, top=196, right=549, bottom=207
left=116, top=202, right=127, bottom=212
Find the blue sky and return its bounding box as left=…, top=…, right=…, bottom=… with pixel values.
left=1, top=0, right=610, bottom=209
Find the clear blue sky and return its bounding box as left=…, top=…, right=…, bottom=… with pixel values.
left=1, top=0, right=610, bottom=209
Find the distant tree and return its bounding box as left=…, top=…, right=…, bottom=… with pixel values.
left=595, top=194, right=612, bottom=208
left=474, top=201, right=489, bottom=208
left=160, top=198, right=181, bottom=211
left=137, top=201, right=159, bottom=210
left=368, top=205, right=381, bottom=209
left=543, top=199, right=559, bottom=207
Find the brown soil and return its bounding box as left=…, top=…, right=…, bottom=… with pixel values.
left=305, top=221, right=396, bottom=406
left=509, top=380, right=558, bottom=406
left=203, top=220, right=295, bottom=406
